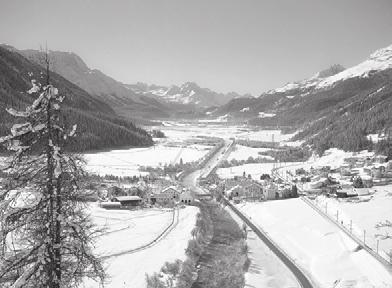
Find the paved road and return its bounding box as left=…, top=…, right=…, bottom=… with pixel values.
left=181, top=138, right=314, bottom=288
left=224, top=199, right=314, bottom=288
left=182, top=139, right=232, bottom=194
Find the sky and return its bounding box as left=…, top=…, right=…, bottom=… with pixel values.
left=0, top=0, right=392, bottom=95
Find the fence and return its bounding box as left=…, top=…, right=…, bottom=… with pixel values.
left=301, top=196, right=392, bottom=268
left=272, top=166, right=392, bottom=268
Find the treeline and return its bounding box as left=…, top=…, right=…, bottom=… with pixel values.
left=294, top=81, right=392, bottom=155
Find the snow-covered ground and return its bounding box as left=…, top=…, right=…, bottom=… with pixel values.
left=275, top=148, right=375, bottom=180
left=313, top=186, right=392, bottom=261
left=159, top=123, right=296, bottom=144
left=237, top=199, right=392, bottom=288
left=84, top=144, right=209, bottom=177
left=227, top=144, right=274, bottom=161
left=83, top=204, right=199, bottom=288
left=217, top=163, right=276, bottom=179
left=226, top=207, right=300, bottom=288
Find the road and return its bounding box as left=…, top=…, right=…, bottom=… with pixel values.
left=181, top=138, right=314, bottom=288
left=224, top=199, right=314, bottom=288
left=182, top=139, right=232, bottom=194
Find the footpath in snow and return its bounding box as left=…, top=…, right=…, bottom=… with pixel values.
left=237, top=199, right=392, bottom=288
left=83, top=205, right=199, bottom=288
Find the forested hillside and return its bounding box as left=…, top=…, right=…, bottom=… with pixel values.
left=18, top=48, right=174, bottom=119
left=0, top=46, right=153, bottom=152
left=213, top=45, right=392, bottom=155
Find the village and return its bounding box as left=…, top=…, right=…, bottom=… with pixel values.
left=78, top=139, right=392, bottom=212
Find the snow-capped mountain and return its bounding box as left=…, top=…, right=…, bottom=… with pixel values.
left=126, top=82, right=247, bottom=108
left=268, top=64, right=346, bottom=95
left=269, top=44, right=392, bottom=95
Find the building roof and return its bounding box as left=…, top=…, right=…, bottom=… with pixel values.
left=113, top=196, right=142, bottom=202
left=162, top=186, right=179, bottom=193
left=245, top=182, right=263, bottom=189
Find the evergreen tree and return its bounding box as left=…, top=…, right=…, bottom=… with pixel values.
left=0, top=58, right=105, bottom=287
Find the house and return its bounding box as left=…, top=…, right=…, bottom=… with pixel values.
left=340, top=165, right=352, bottom=176
left=352, top=187, right=370, bottom=196
left=226, top=185, right=244, bottom=199
left=161, top=186, right=180, bottom=200
left=179, top=190, right=194, bottom=205
left=371, top=166, right=385, bottom=179
left=264, top=183, right=279, bottom=200
left=150, top=193, right=175, bottom=205
left=112, top=196, right=143, bottom=207
left=244, top=182, right=264, bottom=200
left=99, top=202, right=122, bottom=209
left=361, top=175, right=373, bottom=188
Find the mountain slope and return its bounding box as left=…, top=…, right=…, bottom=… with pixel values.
left=18, top=49, right=172, bottom=119
left=0, top=46, right=153, bottom=152
left=215, top=44, right=392, bottom=154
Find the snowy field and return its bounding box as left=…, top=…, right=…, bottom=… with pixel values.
left=227, top=144, right=274, bottom=161
left=84, top=122, right=299, bottom=177
left=159, top=122, right=297, bottom=144
left=226, top=207, right=300, bottom=288
left=313, top=186, right=392, bottom=260
left=237, top=199, right=392, bottom=288
left=217, top=163, right=276, bottom=180
left=84, top=143, right=210, bottom=177
left=83, top=204, right=199, bottom=288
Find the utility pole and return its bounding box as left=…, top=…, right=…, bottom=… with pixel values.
left=363, top=230, right=366, bottom=245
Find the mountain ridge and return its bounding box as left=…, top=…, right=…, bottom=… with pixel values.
left=0, top=45, right=153, bottom=152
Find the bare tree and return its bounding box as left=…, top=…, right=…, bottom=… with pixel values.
left=0, top=52, right=105, bottom=287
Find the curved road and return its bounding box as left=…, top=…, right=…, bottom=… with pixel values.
left=182, top=137, right=314, bottom=288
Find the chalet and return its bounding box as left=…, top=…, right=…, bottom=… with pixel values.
left=361, top=175, right=373, bottom=188
left=264, top=183, right=279, bottom=200
left=112, top=196, right=143, bottom=207
left=161, top=186, right=180, bottom=200
left=340, top=165, right=352, bottom=176
left=99, top=202, right=122, bottom=209
left=371, top=166, right=385, bottom=179
left=226, top=185, right=244, bottom=199
left=179, top=190, right=194, bottom=204
left=352, top=187, right=370, bottom=196
left=244, top=182, right=264, bottom=200
left=150, top=193, right=175, bottom=205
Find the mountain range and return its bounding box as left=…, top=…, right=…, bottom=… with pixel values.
left=12, top=48, right=247, bottom=119
left=0, top=45, right=153, bottom=152
left=2, top=42, right=392, bottom=155
left=126, top=81, right=248, bottom=108
left=213, top=44, right=392, bottom=154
